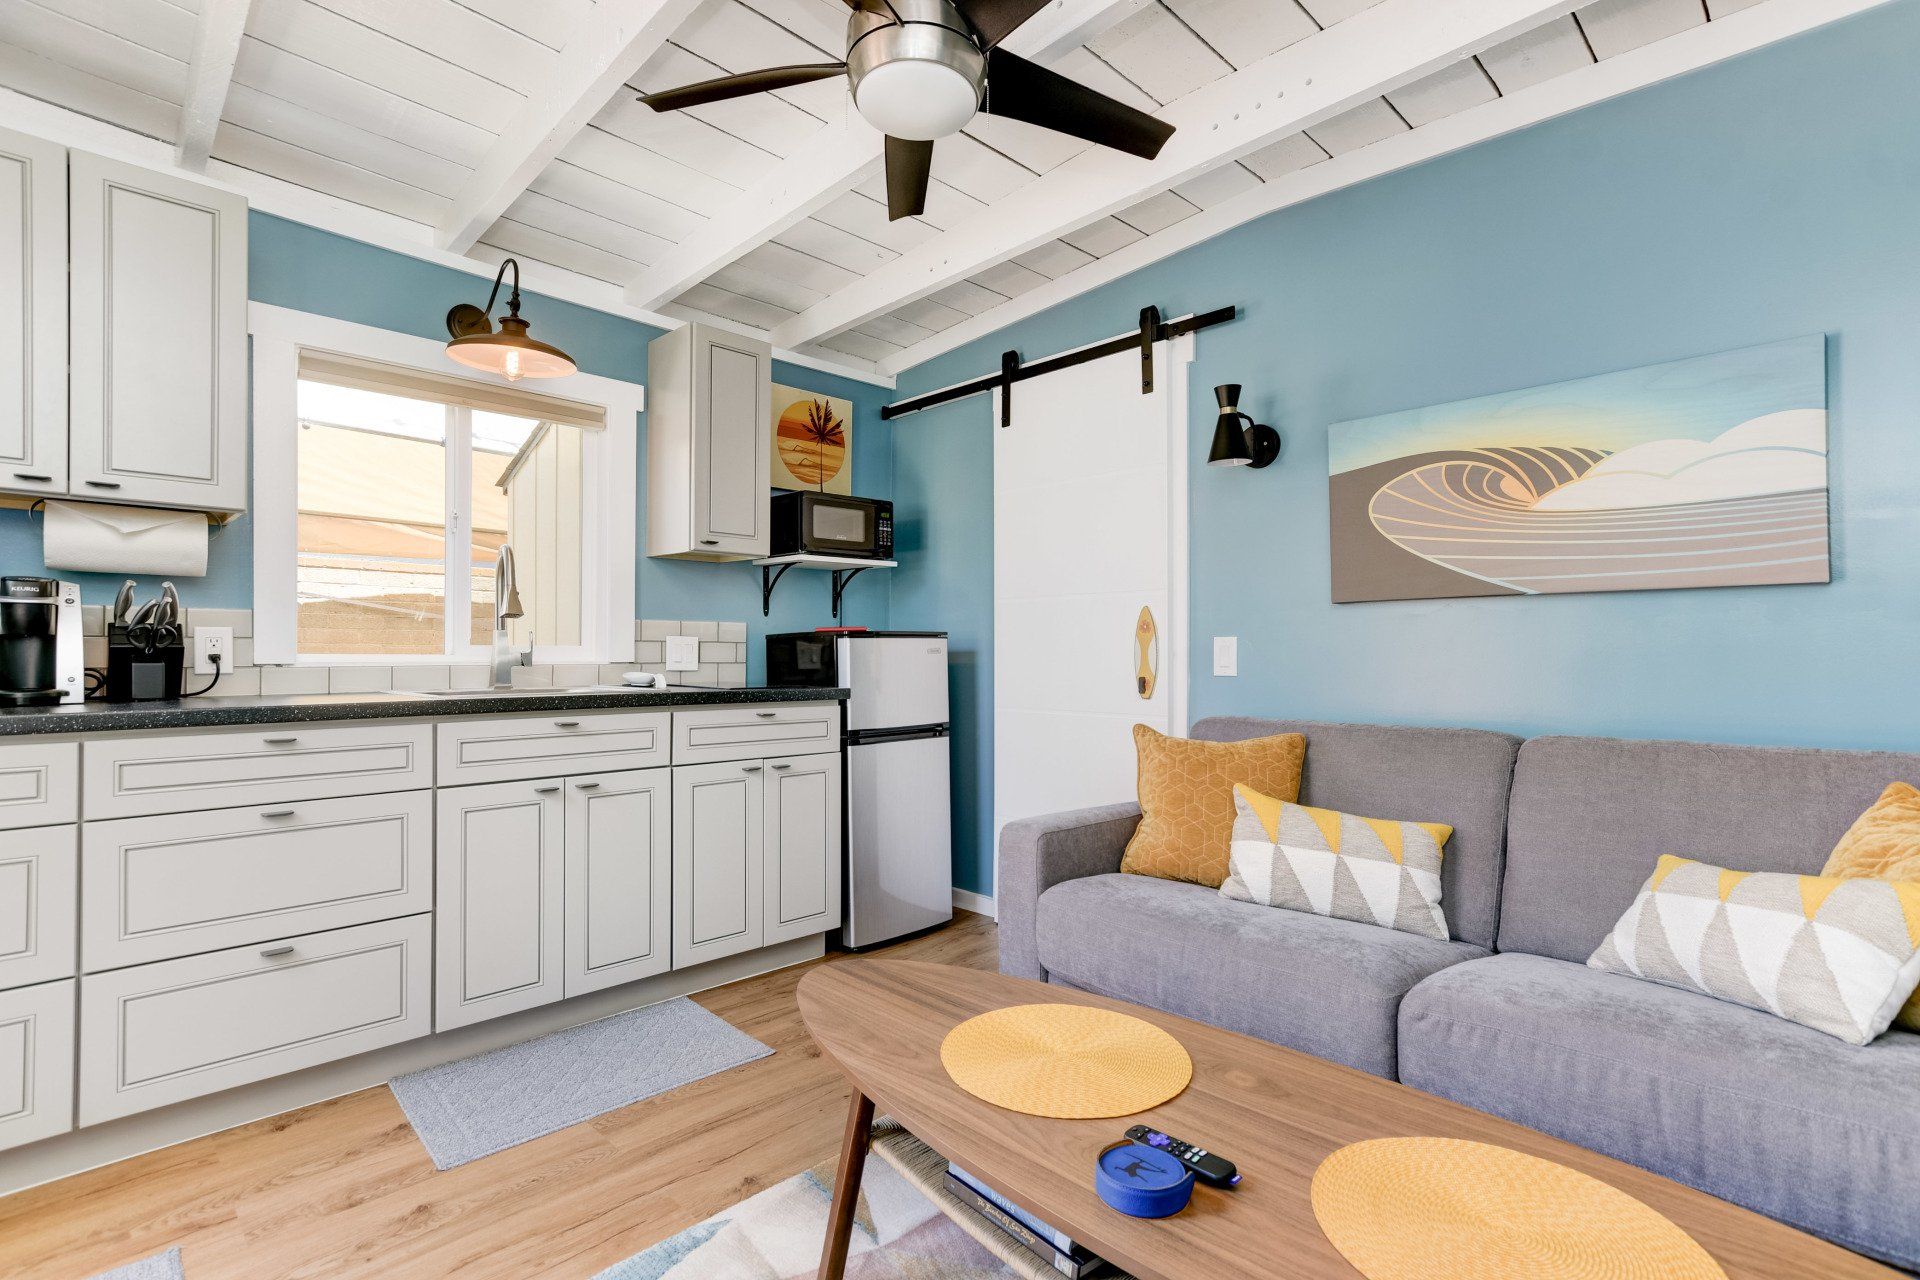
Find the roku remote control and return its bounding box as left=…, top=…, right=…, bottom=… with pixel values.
left=1125, top=1125, right=1241, bottom=1187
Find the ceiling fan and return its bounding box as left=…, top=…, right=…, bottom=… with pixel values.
left=637, top=0, right=1175, bottom=221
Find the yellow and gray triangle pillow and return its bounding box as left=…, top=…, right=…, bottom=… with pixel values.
left=1590, top=855, right=1920, bottom=1045
left=1219, top=785, right=1454, bottom=941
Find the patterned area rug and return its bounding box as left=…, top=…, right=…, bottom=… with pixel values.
left=595, top=1149, right=1019, bottom=1279
left=87, top=1247, right=184, bottom=1280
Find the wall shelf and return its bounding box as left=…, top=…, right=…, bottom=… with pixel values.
left=752, top=554, right=897, bottom=620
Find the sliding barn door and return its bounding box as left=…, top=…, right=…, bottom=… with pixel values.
left=994, top=338, right=1189, bottom=886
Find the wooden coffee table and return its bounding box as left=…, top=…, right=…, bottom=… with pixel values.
left=798, top=958, right=1899, bottom=1280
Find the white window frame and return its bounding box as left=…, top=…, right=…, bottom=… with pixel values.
left=249, top=302, right=640, bottom=667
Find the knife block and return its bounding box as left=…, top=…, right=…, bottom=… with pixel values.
left=106, top=624, right=185, bottom=702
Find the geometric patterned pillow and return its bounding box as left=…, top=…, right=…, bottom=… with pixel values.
left=1219, top=785, right=1453, bottom=941
left=1589, top=855, right=1920, bottom=1045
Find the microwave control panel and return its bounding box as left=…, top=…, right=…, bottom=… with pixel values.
left=876, top=508, right=893, bottom=556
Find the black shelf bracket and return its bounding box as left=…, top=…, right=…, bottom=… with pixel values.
left=759, top=561, right=793, bottom=617
left=830, top=566, right=873, bottom=620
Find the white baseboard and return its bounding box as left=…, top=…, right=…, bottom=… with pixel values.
left=0, top=935, right=824, bottom=1198
left=953, top=888, right=996, bottom=919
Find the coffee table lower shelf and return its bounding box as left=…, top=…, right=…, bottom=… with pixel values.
left=872, top=1121, right=1139, bottom=1280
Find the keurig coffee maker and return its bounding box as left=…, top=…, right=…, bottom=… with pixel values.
left=0, top=576, right=83, bottom=706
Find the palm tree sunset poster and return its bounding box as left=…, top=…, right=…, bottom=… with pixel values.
left=770, top=385, right=853, bottom=494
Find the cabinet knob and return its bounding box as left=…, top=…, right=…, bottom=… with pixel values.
left=259, top=945, right=295, bottom=958
left=261, top=809, right=297, bottom=819
left=84, top=479, right=122, bottom=489
left=263, top=736, right=299, bottom=745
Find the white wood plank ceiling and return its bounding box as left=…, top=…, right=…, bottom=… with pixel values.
left=0, top=0, right=1875, bottom=381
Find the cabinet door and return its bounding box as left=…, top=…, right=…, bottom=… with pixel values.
left=763, top=753, right=842, bottom=945
left=564, top=769, right=671, bottom=996
left=671, top=761, right=764, bottom=968
left=691, top=327, right=770, bottom=557
left=0, top=826, right=76, bottom=992
left=68, top=151, right=248, bottom=512
left=0, top=127, right=67, bottom=499
left=435, top=780, right=565, bottom=1030
left=0, top=979, right=74, bottom=1153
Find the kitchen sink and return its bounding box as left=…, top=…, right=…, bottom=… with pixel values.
left=404, top=685, right=642, bottom=698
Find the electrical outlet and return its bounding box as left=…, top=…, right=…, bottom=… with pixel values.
left=1212, top=636, right=1238, bottom=677
left=664, top=635, right=700, bottom=672
left=194, top=626, right=233, bottom=676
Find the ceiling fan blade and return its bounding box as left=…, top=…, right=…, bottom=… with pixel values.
left=885, top=136, right=933, bottom=221
left=954, top=0, right=1053, bottom=49
left=639, top=62, right=846, bottom=112
left=983, top=48, right=1174, bottom=160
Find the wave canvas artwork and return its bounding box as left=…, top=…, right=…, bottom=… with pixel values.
left=1328, top=335, right=1829, bottom=603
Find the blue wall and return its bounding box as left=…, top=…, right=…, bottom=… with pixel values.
left=891, top=2, right=1920, bottom=897
left=0, top=213, right=897, bottom=681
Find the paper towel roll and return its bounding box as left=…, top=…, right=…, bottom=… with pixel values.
left=42, top=500, right=210, bottom=577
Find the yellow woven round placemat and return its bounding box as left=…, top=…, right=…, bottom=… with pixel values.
left=1311, top=1138, right=1726, bottom=1280
left=939, top=1004, right=1192, bottom=1118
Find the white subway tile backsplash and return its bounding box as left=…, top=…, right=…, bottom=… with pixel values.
left=329, top=666, right=393, bottom=694
left=639, top=619, right=680, bottom=641
left=718, top=663, right=747, bottom=688
left=449, top=663, right=491, bottom=691
left=675, top=663, right=717, bottom=688
left=680, top=620, right=719, bottom=641
left=598, top=664, right=636, bottom=685
left=551, top=663, right=600, bottom=686
left=719, top=621, right=747, bottom=642
left=189, top=608, right=253, bottom=638
left=231, top=638, right=255, bottom=669
left=699, top=641, right=735, bottom=664
left=84, top=636, right=108, bottom=669
left=207, top=667, right=262, bottom=697
left=508, top=665, right=555, bottom=688
left=635, top=641, right=664, bottom=664
left=259, top=666, right=329, bottom=695
left=391, top=665, right=451, bottom=692
left=82, top=605, right=106, bottom=637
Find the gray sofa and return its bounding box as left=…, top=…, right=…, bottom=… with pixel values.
left=998, top=717, right=1920, bottom=1271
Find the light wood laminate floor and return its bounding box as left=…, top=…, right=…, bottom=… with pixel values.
left=0, top=913, right=997, bottom=1280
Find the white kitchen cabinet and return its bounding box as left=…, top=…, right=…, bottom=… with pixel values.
left=0, top=979, right=75, bottom=1153
left=762, top=753, right=842, bottom=946
left=672, top=702, right=841, bottom=766
left=672, top=759, right=765, bottom=967
left=564, top=769, right=671, bottom=997
left=438, top=710, right=669, bottom=787
left=0, top=825, right=76, bottom=993
left=646, top=322, right=771, bottom=561
left=0, top=740, right=78, bottom=831
left=434, top=779, right=565, bottom=1030
left=68, top=152, right=248, bottom=512
left=0, top=126, right=68, bottom=500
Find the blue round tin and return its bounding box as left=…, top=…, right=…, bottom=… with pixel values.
left=1094, top=1140, right=1195, bottom=1218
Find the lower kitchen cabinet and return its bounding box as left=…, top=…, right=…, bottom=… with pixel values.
left=0, top=979, right=74, bottom=1153
left=0, top=824, right=76, bottom=991
left=564, top=769, right=672, bottom=997
left=672, top=753, right=842, bottom=969
left=763, top=754, right=842, bottom=946
left=434, top=780, right=565, bottom=1031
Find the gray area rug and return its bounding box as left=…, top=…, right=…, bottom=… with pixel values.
left=88, top=1248, right=184, bottom=1280
left=390, top=997, right=773, bottom=1169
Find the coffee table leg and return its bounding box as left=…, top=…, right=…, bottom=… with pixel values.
left=818, top=1088, right=875, bottom=1280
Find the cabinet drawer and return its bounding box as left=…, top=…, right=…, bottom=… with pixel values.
left=79, top=916, right=431, bottom=1125
left=84, top=722, right=434, bottom=819
left=82, top=792, right=434, bottom=972
left=0, top=979, right=75, bottom=1153
left=437, top=711, right=670, bottom=786
left=0, top=826, right=76, bottom=991
left=671, top=703, right=840, bottom=765
left=0, top=741, right=77, bottom=831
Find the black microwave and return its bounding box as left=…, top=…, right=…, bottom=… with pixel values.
left=770, top=492, right=893, bottom=559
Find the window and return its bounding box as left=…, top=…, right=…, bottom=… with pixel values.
left=252, top=306, right=640, bottom=666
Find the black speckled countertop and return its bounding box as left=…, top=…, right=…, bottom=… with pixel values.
left=0, top=686, right=849, bottom=737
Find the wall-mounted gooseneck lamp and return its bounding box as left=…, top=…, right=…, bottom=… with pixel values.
left=1207, top=384, right=1281, bottom=468
left=445, top=258, right=577, bottom=382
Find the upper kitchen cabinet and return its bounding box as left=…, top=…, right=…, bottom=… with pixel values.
left=0, top=127, right=67, bottom=498
left=67, top=153, right=248, bottom=513
left=646, top=323, right=771, bottom=561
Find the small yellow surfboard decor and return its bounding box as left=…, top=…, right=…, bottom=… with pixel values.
left=1134, top=606, right=1158, bottom=700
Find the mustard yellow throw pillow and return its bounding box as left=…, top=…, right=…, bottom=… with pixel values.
left=1119, top=725, right=1305, bottom=887
left=1220, top=785, right=1454, bottom=940
left=1823, top=782, right=1920, bottom=1032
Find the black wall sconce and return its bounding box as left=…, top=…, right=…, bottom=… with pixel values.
left=1207, top=384, right=1281, bottom=468
left=445, top=258, right=577, bottom=382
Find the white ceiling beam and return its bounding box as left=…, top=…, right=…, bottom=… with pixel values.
left=622, top=0, right=1149, bottom=312
left=436, top=0, right=705, bottom=254
left=773, top=0, right=1590, bottom=348
left=877, top=0, right=1896, bottom=376
left=176, top=0, right=253, bottom=171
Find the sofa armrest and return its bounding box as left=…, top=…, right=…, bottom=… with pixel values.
left=996, top=802, right=1141, bottom=981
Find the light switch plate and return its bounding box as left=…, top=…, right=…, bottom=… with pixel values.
left=664, top=635, right=700, bottom=671
left=1212, top=636, right=1237, bottom=677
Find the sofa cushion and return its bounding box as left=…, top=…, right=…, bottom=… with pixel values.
left=1399, top=952, right=1920, bottom=1271
left=1120, top=724, right=1306, bottom=887
left=1035, top=873, right=1486, bottom=1078
left=1191, top=718, right=1519, bottom=950
left=1500, top=734, right=1920, bottom=964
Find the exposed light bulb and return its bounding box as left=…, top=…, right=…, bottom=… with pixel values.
left=503, top=350, right=522, bottom=381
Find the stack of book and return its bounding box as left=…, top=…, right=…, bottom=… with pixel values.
left=944, top=1162, right=1113, bottom=1278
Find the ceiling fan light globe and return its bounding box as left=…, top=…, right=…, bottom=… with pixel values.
left=854, top=60, right=979, bottom=140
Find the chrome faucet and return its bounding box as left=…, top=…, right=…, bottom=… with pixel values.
left=490, top=544, right=528, bottom=688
